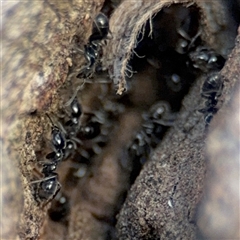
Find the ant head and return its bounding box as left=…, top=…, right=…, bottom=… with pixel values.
left=89, top=13, right=109, bottom=43
left=189, top=46, right=225, bottom=72
left=150, top=101, right=170, bottom=120
left=94, top=12, right=109, bottom=29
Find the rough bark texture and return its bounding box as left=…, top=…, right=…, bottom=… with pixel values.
left=2, top=1, right=104, bottom=239
left=116, top=75, right=207, bottom=239
left=116, top=25, right=240, bottom=240
left=1, top=0, right=239, bottom=240
left=197, top=29, right=240, bottom=240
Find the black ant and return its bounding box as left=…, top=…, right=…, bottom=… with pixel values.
left=65, top=97, right=82, bottom=137
left=46, top=113, right=78, bottom=161
left=89, top=12, right=109, bottom=43
left=77, top=43, right=101, bottom=78
left=45, top=150, right=62, bottom=163
left=129, top=101, right=174, bottom=158
left=143, top=101, right=175, bottom=147
left=199, top=72, right=223, bottom=124
left=46, top=114, right=66, bottom=160
left=65, top=97, right=103, bottom=142
left=33, top=174, right=61, bottom=202
left=78, top=107, right=109, bottom=141
left=128, top=131, right=151, bottom=163
left=79, top=121, right=101, bottom=140
left=128, top=102, right=175, bottom=183
left=175, top=22, right=225, bottom=73
left=31, top=160, right=61, bottom=202
left=31, top=111, right=82, bottom=203
left=69, top=97, right=82, bottom=124
left=165, top=73, right=183, bottom=92
left=128, top=130, right=151, bottom=184
left=188, top=46, right=225, bottom=73
left=77, top=12, right=109, bottom=78
left=148, top=101, right=175, bottom=125
left=32, top=131, right=70, bottom=202
left=40, top=160, right=58, bottom=176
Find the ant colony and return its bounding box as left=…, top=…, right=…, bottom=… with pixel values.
left=31, top=12, right=115, bottom=220
left=30, top=4, right=226, bottom=226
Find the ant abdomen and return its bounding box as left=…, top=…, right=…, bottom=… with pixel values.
left=51, top=128, right=66, bottom=151
left=79, top=122, right=101, bottom=140
left=70, top=98, right=82, bottom=120
left=32, top=174, right=61, bottom=202
left=199, top=72, right=224, bottom=125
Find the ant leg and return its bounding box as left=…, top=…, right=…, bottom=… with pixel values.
left=65, top=81, right=86, bottom=107
left=31, top=175, right=57, bottom=184
left=56, top=120, right=69, bottom=136
left=46, top=113, right=56, bottom=127
left=74, top=47, right=84, bottom=54
left=177, top=27, right=191, bottom=41
left=152, top=118, right=175, bottom=127
left=188, top=30, right=201, bottom=49
left=70, top=35, right=85, bottom=55
left=71, top=137, right=83, bottom=145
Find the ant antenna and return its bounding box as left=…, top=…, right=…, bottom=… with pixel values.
left=65, top=76, right=112, bottom=108
left=31, top=175, right=57, bottom=184
left=46, top=113, right=56, bottom=127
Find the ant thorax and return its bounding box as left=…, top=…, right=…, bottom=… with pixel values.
left=199, top=72, right=224, bottom=125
